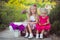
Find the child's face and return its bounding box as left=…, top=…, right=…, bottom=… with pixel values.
left=30, top=7, right=36, bottom=14
left=41, top=11, right=47, bottom=17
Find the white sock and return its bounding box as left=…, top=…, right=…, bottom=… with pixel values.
left=40, top=34, right=43, bottom=38
left=25, top=32, right=28, bottom=37
left=36, top=34, right=39, bottom=38
left=28, top=33, right=33, bottom=38
left=30, top=33, right=33, bottom=37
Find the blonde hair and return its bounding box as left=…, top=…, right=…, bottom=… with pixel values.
left=28, top=5, right=37, bottom=16
left=40, top=8, right=48, bottom=14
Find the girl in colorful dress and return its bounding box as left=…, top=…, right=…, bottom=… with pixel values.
left=24, top=5, right=38, bottom=38
left=36, top=8, right=51, bottom=38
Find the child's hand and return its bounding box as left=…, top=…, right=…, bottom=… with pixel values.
left=39, top=23, right=42, bottom=26
left=43, top=23, right=47, bottom=25
left=28, top=22, right=34, bottom=24
left=31, top=22, right=34, bottom=24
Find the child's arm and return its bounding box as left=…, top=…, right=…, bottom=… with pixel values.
left=32, top=16, right=38, bottom=24
left=34, top=15, right=39, bottom=23
left=38, top=19, right=42, bottom=25
left=43, top=18, right=50, bottom=25
left=38, top=16, right=42, bottom=25
left=46, top=18, right=50, bottom=24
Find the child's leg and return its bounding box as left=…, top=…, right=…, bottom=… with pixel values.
left=44, top=25, right=51, bottom=37
left=36, top=30, right=39, bottom=38
left=24, top=27, right=29, bottom=37
left=40, top=30, right=44, bottom=38
left=27, top=24, right=33, bottom=38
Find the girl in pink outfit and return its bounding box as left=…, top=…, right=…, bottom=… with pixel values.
left=36, top=8, right=51, bottom=38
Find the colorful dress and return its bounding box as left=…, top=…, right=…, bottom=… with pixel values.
left=36, top=16, right=51, bottom=32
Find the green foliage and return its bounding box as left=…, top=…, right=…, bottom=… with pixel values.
left=51, top=21, right=60, bottom=33
left=49, top=5, right=60, bottom=35
left=0, top=1, right=27, bottom=29
left=49, top=5, right=60, bottom=24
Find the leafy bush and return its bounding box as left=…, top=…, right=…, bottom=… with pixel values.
left=51, top=21, right=60, bottom=33
left=0, top=1, right=27, bottom=29
left=49, top=5, right=60, bottom=36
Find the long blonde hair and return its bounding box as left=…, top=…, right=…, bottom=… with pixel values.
left=29, top=5, right=37, bottom=16
left=27, top=5, right=38, bottom=21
